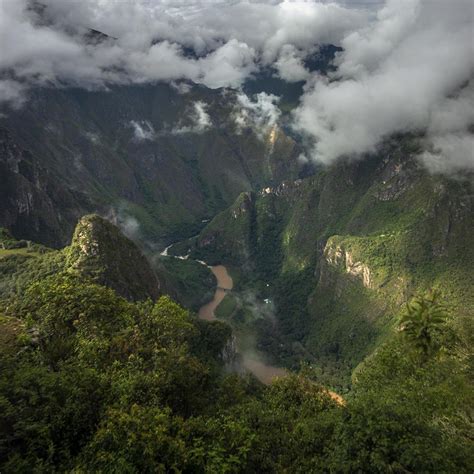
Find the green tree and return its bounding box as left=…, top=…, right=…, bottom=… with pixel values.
left=399, top=290, right=447, bottom=357
left=76, top=405, right=187, bottom=473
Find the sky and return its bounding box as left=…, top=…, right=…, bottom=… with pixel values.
left=0, top=0, right=472, bottom=172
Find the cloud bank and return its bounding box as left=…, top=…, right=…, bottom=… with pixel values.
left=0, top=0, right=472, bottom=173
left=293, top=0, right=474, bottom=172
left=0, top=0, right=364, bottom=103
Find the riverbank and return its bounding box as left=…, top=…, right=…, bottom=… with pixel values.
left=198, top=265, right=232, bottom=321
left=197, top=264, right=287, bottom=385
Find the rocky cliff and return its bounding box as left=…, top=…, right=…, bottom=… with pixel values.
left=0, top=128, right=93, bottom=247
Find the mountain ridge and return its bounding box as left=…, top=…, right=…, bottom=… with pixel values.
left=181, top=137, right=474, bottom=384
left=0, top=83, right=302, bottom=247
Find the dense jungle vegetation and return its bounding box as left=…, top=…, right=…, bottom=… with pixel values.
left=0, top=246, right=472, bottom=472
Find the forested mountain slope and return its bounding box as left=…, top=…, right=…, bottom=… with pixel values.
left=183, top=137, right=474, bottom=384
left=0, top=207, right=472, bottom=472
left=0, top=84, right=301, bottom=247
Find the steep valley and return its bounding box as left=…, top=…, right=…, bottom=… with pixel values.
left=1, top=80, right=473, bottom=391
left=0, top=83, right=302, bottom=248
left=1, top=1, right=473, bottom=470
left=1, top=94, right=473, bottom=472
left=1, top=83, right=473, bottom=390
left=181, top=137, right=474, bottom=386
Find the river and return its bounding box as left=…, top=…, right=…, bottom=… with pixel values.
left=162, top=249, right=341, bottom=396
left=198, top=266, right=232, bottom=321
left=198, top=265, right=287, bottom=385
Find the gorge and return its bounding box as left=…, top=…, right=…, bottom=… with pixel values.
left=0, top=0, right=473, bottom=471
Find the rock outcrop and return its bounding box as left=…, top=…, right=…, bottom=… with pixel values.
left=66, top=214, right=161, bottom=301
left=322, top=241, right=372, bottom=289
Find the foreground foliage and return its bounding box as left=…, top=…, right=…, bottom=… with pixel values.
left=0, top=274, right=472, bottom=473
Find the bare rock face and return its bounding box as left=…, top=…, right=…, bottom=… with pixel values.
left=231, top=192, right=253, bottom=219
left=0, top=128, right=92, bottom=248
left=221, top=334, right=239, bottom=368
left=67, top=214, right=161, bottom=301
left=320, top=240, right=372, bottom=290
left=344, top=251, right=372, bottom=289
left=430, top=182, right=474, bottom=257
left=374, top=154, right=414, bottom=201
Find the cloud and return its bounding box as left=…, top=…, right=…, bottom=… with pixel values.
left=130, top=120, right=155, bottom=141
left=293, top=0, right=474, bottom=172
left=0, top=0, right=365, bottom=104
left=197, top=39, right=256, bottom=89
left=420, top=133, right=474, bottom=175
left=297, top=153, right=309, bottom=165
left=106, top=206, right=142, bottom=242
left=172, top=101, right=212, bottom=134
left=170, top=81, right=192, bottom=95
left=233, top=92, right=281, bottom=138
left=192, top=101, right=211, bottom=130
left=1, top=0, right=471, bottom=174
left=274, top=45, right=310, bottom=83
left=0, top=80, right=28, bottom=107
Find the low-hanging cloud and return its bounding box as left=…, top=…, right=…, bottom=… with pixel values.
left=233, top=92, right=281, bottom=139
left=0, top=0, right=472, bottom=174
left=0, top=0, right=364, bottom=104
left=172, top=101, right=212, bottom=135
left=0, top=80, right=27, bottom=107
left=130, top=120, right=155, bottom=141
left=293, top=0, right=474, bottom=172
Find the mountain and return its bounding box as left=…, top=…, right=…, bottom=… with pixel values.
left=0, top=214, right=162, bottom=302
left=66, top=214, right=162, bottom=301
left=180, top=136, right=474, bottom=384
left=0, top=67, right=472, bottom=474
left=0, top=83, right=302, bottom=248
left=0, top=196, right=471, bottom=473
left=0, top=128, right=92, bottom=247
left=1, top=2, right=472, bottom=469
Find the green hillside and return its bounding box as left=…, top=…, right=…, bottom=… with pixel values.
left=0, top=84, right=301, bottom=248
left=186, top=137, right=474, bottom=386
left=0, top=213, right=472, bottom=472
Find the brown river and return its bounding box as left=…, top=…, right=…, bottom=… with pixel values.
left=198, top=265, right=287, bottom=385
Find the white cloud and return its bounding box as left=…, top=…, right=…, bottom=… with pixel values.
left=420, top=134, right=474, bottom=174
left=130, top=120, right=155, bottom=141
left=297, top=153, right=309, bottom=164
left=0, top=0, right=471, bottom=174
left=233, top=92, right=281, bottom=138
left=170, top=81, right=192, bottom=95
left=197, top=39, right=256, bottom=89
left=0, top=0, right=365, bottom=104
left=274, top=45, right=310, bottom=83
left=0, top=80, right=27, bottom=107
left=172, top=101, right=212, bottom=134
left=293, top=0, right=474, bottom=172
